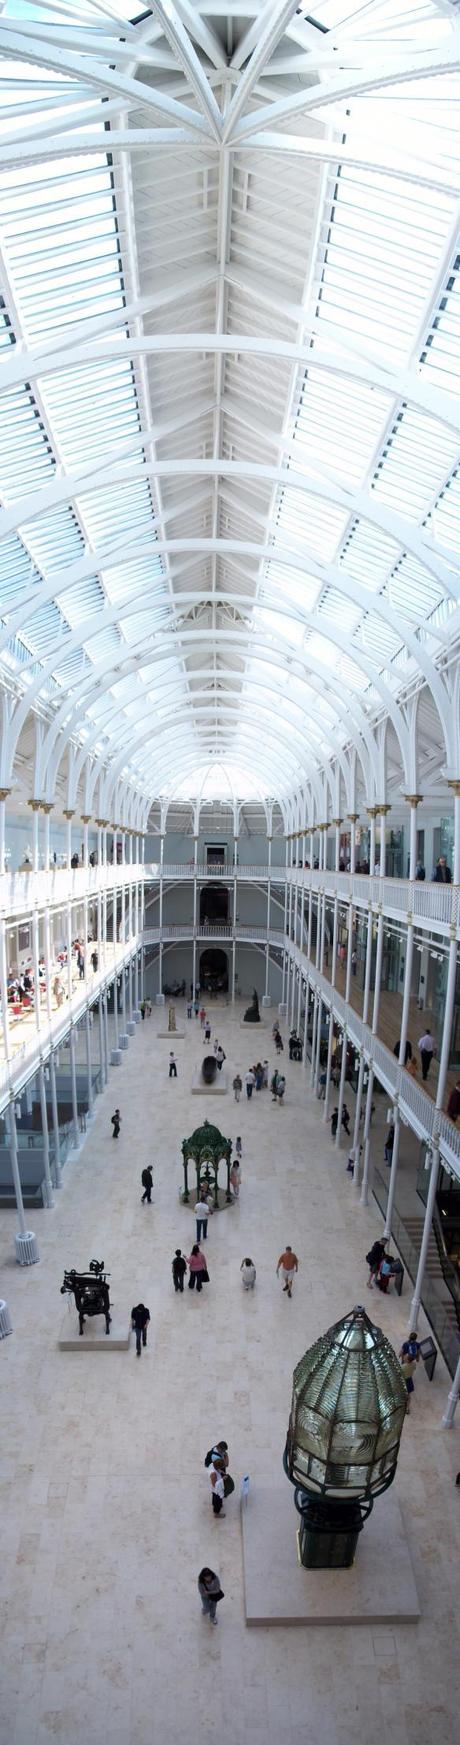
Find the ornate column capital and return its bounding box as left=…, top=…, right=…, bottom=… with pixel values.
left=63, top=808, right=75, bottom=820
left=347, top=812, right=359, bottom=823
left=332, top=817, right=343, bottom=828
left=404, top=793, right=423, bottom=807
left=81, top=814, right=92, bottom=825
left=446, top=778, right=460, bottom=797
left=366, top=806, right=378, bottom=819
left=376, top=803, right=391, bottom=815
left=0, top=787, right=11, bottom=802
left=28, top=798, right=42, bottom=813
left=41, top=802, right=53, bottom=815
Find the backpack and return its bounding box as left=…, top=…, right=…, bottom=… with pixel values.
left=204, top=1449, right=214, bottom=1468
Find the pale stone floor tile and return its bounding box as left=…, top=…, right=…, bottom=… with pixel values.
left=1, top=1004, right=460, bottom=1743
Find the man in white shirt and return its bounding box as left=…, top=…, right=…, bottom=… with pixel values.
left=245, top=1068, right=255, bottom=1100
left=195, top=1198, right=209, bottom=1242
left=418, top=1028, right=435, bottom=1082
left=168, top=1051, right=177, bottom=1078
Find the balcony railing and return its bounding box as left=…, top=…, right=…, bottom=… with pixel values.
left=144, top=862, right=285, bottom=881
left=285, top=867, right=458, bottom=932
left=0, top=862, right=144, bottom=918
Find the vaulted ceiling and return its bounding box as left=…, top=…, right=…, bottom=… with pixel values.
left=0, top=0, right=459, bottom=812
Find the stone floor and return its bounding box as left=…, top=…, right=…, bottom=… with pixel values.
left=1, top=1002, right=459, bottom=1745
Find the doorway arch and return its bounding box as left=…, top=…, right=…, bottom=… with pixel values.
left=199, top=948, right=229, bottom=993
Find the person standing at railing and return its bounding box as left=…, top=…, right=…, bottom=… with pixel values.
left=433, top=856, right=452, bottom=883
left=415, top=858, right=425, bottom=881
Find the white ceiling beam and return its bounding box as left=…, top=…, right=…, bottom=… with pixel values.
left=0, top=23, right=214, bottom=136
left=147, top=2, right=222, bottom=142
left=6, top=454, right=454, bottom=590
left=223, top=1, right=301, bottom=139
left=2, top=126, right=455, bottom=201
left=1, top=330, right=458, bottom=437
left=231, top=42, right=460, bottom=139
left=169, top=0, right=227, bottom=72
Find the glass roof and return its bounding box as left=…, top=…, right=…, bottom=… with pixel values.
left=0, top=0, right=459, bottom=809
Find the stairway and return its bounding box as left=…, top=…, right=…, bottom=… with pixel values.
left=404, top=1215, right=460, bottom=1336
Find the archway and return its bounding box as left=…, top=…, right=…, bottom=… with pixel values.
left=199, top=948, right=229, bottom=994
left=199, top=884, right=229, bottom=924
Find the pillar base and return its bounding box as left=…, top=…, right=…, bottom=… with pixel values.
left=15, top=1231, right=39, bottom=1266
left=278, top=1002, right=287, bottom=1018
left=119, top=1033, right=129, bottom=1050
left=0, top=1299, right=12, bottom=1338
left=156, top=993, right=165, bottom=1006
left=126, top=1020, right=136, bottom=1036
left=110, top=1048, right=122, bottom=1066
left=41, top=1180, right=54, bottom=1209
left=132, top=1010, right=141, bottom=1024
left=261, top=994, right=272, bottom=1008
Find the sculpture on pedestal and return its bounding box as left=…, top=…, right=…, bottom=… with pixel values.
left=181, top=1118, right=232, bottom=1207
left=168, top=1005, right=177, bottom=1032
left=60, top=1258, right=111, bottom=1336
left=244, top=987, right=260, bottom=1023
left=284, top=1304, right=406, bottom=1568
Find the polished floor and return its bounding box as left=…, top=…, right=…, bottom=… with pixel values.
left=1, top=1003, right=459, bottom=1745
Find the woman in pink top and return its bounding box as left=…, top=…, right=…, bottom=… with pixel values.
left=187, top=1244, right=208, bottom=1293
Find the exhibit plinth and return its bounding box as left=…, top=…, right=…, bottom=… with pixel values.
left=241, top=1483, right=420, bottom=1626
left=58, top=1312, right=132, bottom=1350
left=191, top=1068, right=228, bottom=1094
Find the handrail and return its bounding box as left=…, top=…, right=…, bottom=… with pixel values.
left=0, top=862, right=144, bottom=919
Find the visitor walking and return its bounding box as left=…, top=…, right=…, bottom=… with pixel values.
left=205, top=1020, right=211, bottom=1043
left=366, top=1236, right=387, bottom=1289
left=141, top=1165, right=153, bottom=1203
left=168, top=1050, right=177, bottom=1078
left=276, top=1245, right=299, bottom=1297
left=384, top=1124, right=395, bottom=1166
left=262, top=1060, right=269, bottom=1087
left=216, top=1044, right=226, bottom=1071
left=245, top=1067, right=255, bottom=1099
left=275, top=1030, right=284, bottom=1054
left=131, top=1302, right=150, bottom=1357
left=204, top=1440, right=229, bottom=1473
left=77, top=947, right=85, bottom=980
left=233, top=1072, right=242, bottom=1101
left=195, top=1197, right=209, bottom=1241
left=91, top=948, right=98, bottom=973
left=140, top=1000, right=146, bottom=1020
left=418, top=1027, right=435, bottom=1081
left=172, top=1249, right=187, bottom=1292
left=230, top=1160, right=241, bottom=1198
left=186, top=999, right=193, bottom=1019
left=275, top=1073, right=286, bottom=1104
left=198, top=1568, right=224, bottom=1624
left=187, top=1244, right=208, bottom=1292
left=393, top=1037, right=413, bottom=1064
left=399, top=1334, right=420, bottom=1411
left=111, top=1108, right=121, bottom=1139
left=235, top=1136, right=242, bottom=1160
left=240, top=1257, right=256, bottom=1289
left=200, top=1007, right=206, bottom=1027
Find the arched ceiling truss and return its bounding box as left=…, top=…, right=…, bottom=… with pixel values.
left=0, top=0, right=460, bottom=814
